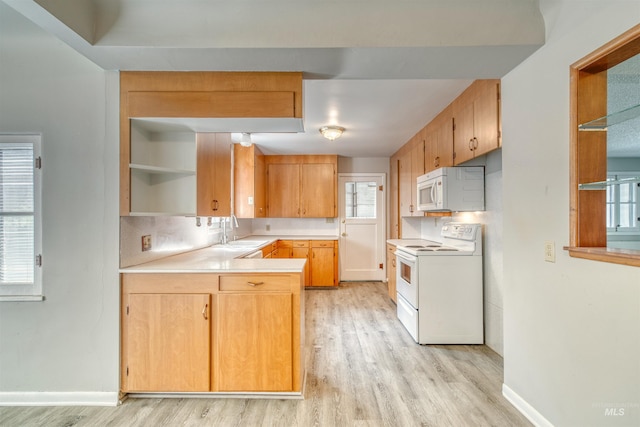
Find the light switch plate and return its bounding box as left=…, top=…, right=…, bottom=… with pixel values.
left=544, top=240, right=555, bottom=262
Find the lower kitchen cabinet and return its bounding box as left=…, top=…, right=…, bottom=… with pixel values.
left=120, top=272, right=304, bottom=395
left=309, top=240, right=337, bottom=287
left=125, top=292, right=211, bottom=392
left=217, top=292, right=293, bottom=391
left=386, top=243, right=397, bottom=303
left=292, top=241, right=310, bottom=286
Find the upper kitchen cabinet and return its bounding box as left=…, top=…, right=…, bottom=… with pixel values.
left=266, top=155, right=337, bottom=218
left=390, top=154, right=400, bottom=239
left=453, top=79, right=501, bottom=165
left=424, top=106, right=454, bottom=173
left=120, top=71, right=303, bottom=216
left=129, top=120, right=197, bottom=216
left=234, top=144, right=266, bottom=218
left=398, top=135, right=425, bottom=218
left=196, top=133, right=232, bottom=217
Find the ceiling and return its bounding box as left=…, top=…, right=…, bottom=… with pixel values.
left=4, top=0, right=547, bottom=157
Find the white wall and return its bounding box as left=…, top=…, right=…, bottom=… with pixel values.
left=0, top=3, right=120, bottom=404
left=502, top=1, right=640, bottom=426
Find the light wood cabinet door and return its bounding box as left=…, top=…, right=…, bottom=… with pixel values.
left=411, top=138, right=425, bottom=206
left=453, top=80, right=501, bottom=165
left=473, top=81, right=501, bottom=158
left=310, top=243, right=336, bottom=287
left=217, top=293, right=293, bottom=391
left=292, top=241, right=310, bottom=286
left=425, top=109, right=454, bottom=172
left=390, top=155, right=400, bottom=239
left=196, top=133, right=232, bottom=217
left=386, top=244, right=397, bottom=302
left=267, top=163, right=300, bottom=217
left=453, top=98, right=476, bottom=165
left=398, top=139, right=424, bottom=220
left=398, top=151, right=412, bottom=218
left=125, top=293, right=211, bottom=392
left=234, top=144, right=266, bottom=218
left=301, top=163, right=336, bottom=217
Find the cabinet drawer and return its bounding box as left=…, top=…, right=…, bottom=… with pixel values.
left=278, top=240, right=293, bottom=248
left=311, top=240, right=334, bottom=248
left=219, top=274, right=291, bottom=292
left=292, top=240, right=309, bottom=248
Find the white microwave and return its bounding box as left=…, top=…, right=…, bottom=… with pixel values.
left=416, top=166, right=485, bottom=212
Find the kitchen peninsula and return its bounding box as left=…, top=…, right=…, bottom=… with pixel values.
left=120, top=240, right=307, bottom=397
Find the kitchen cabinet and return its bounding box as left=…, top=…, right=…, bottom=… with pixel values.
left=121, top=274, right=215, bottom=392
left=301, top=163, right=336, bottom=217
left=121, top=271, right=304, bottom=394
left=266, top=155, right=337, bottom=218
left=126, top=122, right=232, bottom=217
left=234, top=143, right=266, bottom=218
left=274, top=240, right=293, bottom=258
left=425, top=106, right=454, bottom=173
left=271, top=239, right=336, bottom=287
left=386, top=243, right=397, bottom=303
left=196, top=133, right=232, bottom=217
left=128, top=120, right=197, bottom=215
left=292, top=241, right=310, bottom=286
left=390, top=154, right=400, bottom=239
left=267, top=163, right=300, bottom=217
left=217, top=275, right=295, bottom=391
left=453, top=80, right=501, bottom=165
left=309, top=240, right=338, bottom=287
left=398, top=137, right=425, bottom=218
left=120, top=71, right=303, bottom=216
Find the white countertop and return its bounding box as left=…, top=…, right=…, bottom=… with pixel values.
left=120, top=235, right=336, bottom=274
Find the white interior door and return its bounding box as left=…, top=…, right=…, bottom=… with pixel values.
left=338, top=174, right=385, bottom=281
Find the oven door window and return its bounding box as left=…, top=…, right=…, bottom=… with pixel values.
left=400, top=261, right=412, bottom=284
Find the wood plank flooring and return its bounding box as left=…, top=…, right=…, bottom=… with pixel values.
left=0, top=282, right=531, bottom=427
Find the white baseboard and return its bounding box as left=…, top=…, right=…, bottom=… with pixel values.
left=502, top=384, right=554, bottom=427
left=0, top=392, right=119, bottom=406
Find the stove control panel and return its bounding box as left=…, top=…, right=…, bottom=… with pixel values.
left=441, top=223, right=480, bottom=241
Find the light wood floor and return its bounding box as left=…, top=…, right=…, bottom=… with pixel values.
left=0, top=282, right=531, bottom=427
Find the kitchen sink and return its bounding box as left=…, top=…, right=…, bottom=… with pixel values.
left=223, top=240, right=268, bottom=248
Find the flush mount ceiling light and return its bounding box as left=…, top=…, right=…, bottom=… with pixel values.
left=319, top=126, right=345, bottom=141
left=239, top=132, right=252, bottom=147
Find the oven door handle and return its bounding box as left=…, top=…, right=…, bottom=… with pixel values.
left=394, top=251, right=415, bottom=264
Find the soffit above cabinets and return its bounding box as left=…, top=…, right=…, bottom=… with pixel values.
left=3, top=0, right=546, bottom=157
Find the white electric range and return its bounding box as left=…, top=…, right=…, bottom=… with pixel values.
left=389, top=223, right=484, bottom=345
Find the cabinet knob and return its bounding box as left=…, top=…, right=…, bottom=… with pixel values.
left=202, top=303, right=208, bottom=320
left=341, top=233, right=346, bottom=237
left=468, top=138, right=474, bottom=151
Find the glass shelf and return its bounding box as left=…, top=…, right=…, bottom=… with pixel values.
left=130, top=163, right=195, bottom=175
left=578, top=176, right=640, bottom=190
left=578, top=103, right=640, bottom=131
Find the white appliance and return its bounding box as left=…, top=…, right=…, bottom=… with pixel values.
left=391, top=223, right=483, bottom=345
left=416, top=166, right=485, bottom=212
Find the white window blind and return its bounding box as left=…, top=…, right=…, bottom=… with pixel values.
left=0, top=134, right=42, bottom=301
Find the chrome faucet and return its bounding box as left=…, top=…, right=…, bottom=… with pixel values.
left=221, top=218, right=228, bottom=244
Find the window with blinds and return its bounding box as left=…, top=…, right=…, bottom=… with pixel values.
left=0, top=134, right=42, bottom=301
